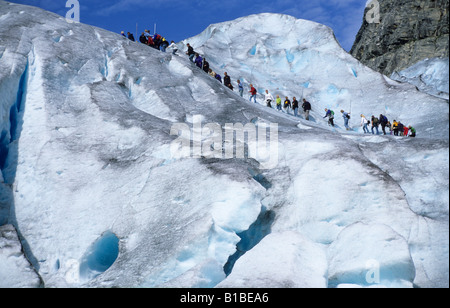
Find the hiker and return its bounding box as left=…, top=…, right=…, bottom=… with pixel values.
left=276, top=95, right=282, bottom=111
left=224, top=72, right=233, bottom=91
left=386, top=120, right=393, bottom=135
left=323, top=108, right=335, bottom=126
left=392, top=120, right=399, bottom=136
left=341, top=110, right=351, bottom=130
left=208, top=69, right=216, bottom=78
left=237, top=80, right=244, bottom=97
left=264, top=90, right=274, bottom=108
left=186, top=43, right=195, bottom=62
left=147, top=35, right=155, bottom=48
left=202, top=58, right=210, bottom=73
left=371, top=115, right=379, bottom=135
left=249, top=84, right=257, bottom=103
left=408, top=126, right=416, bottom=137
left=194, top=53, right=203, bottom=69
left=121, top=31, right=126, bottom=37
left=144, top=30, right=152, bottom=40
left=398, top=121, right=405, bottom=137
left=379, top=114, right=388, bottom=135
left=153, top=33, right=162, bottom=49
left=302, top=98, right=311, bottom=120
left=398, top=121, right=405, bottom=136
left=160, top=37, right=169, bottom=52
left=283, top=97, right=291, bottom=114
left=292, top=97, right=299, bottom=117
left=168, top=41, right=178, bottom=55
left=360, top=114, right=370, bottom=134
left=127, top=32, right=135, bottom=41
left=403, top=125, right=409, bottom=137
left=139, top=32, right=147, bottom=44
left=215, top=73, right=222, bottom=83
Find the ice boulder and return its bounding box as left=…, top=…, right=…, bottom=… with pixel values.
left=327, top=222, right=415, bottom=288
left=217, top=231, right=328, bottom=288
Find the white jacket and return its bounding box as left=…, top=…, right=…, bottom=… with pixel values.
left=168, top=42, right=178, bottom=50
left=265, top=92, right=274, bottom=102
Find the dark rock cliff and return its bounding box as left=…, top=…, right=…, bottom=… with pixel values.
left=350, top=0, right=449, bottom=76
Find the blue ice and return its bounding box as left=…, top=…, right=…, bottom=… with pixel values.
left=79, top=231, right=119, bottom=280
left=327, top=84, right=339, bottom=95
left=285, top=50, right=295, bottom=63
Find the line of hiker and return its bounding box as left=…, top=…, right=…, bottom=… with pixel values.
left=324, top=109, right=416, bottom=137
left=121, top=30, right=178, bottom=54
left=185, top=44, right=315, bottom=121
left=185, top=43, right=235, bottom=91
left=183, top=43, right=417, bottom=138
left=245, top=85, right=313, bottom=120
left=262, top=91, right=312, bottom=120
left=360, top=114, right=416, bottom=137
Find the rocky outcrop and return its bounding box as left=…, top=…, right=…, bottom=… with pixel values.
left=350, top=0, right=449, bottom=76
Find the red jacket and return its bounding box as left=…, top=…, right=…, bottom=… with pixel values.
left=249, top=87, right=257, bottom=95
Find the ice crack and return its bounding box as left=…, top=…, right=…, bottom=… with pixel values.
left=223, top=205, right=275, bottom=276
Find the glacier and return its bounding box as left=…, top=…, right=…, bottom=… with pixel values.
left=0, top=1, right=448, bottom=288
left=391, top=57, right=449, bottom=100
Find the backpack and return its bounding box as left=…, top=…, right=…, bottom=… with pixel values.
left=346, top=113, right=351, bottom=119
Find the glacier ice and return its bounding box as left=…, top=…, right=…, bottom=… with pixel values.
left=79, top=231, right=120, bottom=282
left=0, top=224, right=41, bottom=287
left=391, top=57, right=449, bottom=100
left=0, top=1, right=448, bottom=288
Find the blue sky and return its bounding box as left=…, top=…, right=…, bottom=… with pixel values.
left=6, top=0, right=368, bottom=51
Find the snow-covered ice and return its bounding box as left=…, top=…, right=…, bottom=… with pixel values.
left=0, top=224, right=41, bottom=287
left=0, top=1, right=448, bottom=288
left=391, top=57, right=449, bottom=100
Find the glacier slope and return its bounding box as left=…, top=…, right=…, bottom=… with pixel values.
left=0, top=1, right=448, bottom=288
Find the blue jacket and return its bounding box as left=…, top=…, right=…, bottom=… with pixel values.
left=324, top=110, right=334, bottom=118
left=195, top=56, right=203, bottom=68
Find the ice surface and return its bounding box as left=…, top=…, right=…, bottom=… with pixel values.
left=328, top=223, right=415, bottom=288
left=391, top=57, right=449, bottom=100
left=217, top=231, right=328, bottom=288
left=0, top=224, right=41, bottom=287
left=0, top=1, right=448, bottom=288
